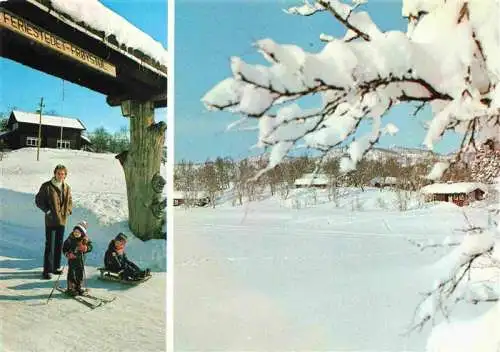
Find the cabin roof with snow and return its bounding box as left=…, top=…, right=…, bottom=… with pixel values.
left=420, top=182, right=487, bottom=195
left=173, top=190, right=208, bottom=199
left=43, top=0, right=167, bottom=70
left=10, top=110, right=86, bottom=130
left=294, top=173, right=329, bottom=186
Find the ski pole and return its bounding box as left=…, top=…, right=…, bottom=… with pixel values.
left=81, top=254, right=88, bottom=292
left=47, top=264, right=65, bottom=304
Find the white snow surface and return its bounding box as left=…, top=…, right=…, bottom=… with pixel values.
left=48, top=0, right=168, bottom=67
left=0, top=148, right=166, bottom=351
left=175, top=187, right=499, bottom=351
left=12, top=110, right=86, bottom=130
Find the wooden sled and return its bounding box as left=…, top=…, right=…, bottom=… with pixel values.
left=97, top=267, right=152, bottom=285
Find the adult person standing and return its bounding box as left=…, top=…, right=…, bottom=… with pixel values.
left=35, top=164, right=73, bottom=279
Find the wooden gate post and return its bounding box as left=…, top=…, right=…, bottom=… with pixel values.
left=116, top=100, right=166, bottom=240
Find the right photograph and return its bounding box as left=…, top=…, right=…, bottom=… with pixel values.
left=174, top=0, right=500, bottom=351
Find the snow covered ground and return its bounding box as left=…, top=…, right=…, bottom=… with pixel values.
left=0, top=148, right=166, bottom=352
left=174, top=187, right=495, bottom=351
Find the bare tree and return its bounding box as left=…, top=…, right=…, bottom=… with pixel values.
left=214, top=156, right=234, bottom=190
left=197, top=161, right=220, bottom=208
left=174, top=160, right=199, bottom=207
left=322, top=157, right=340, bottom=202
left=233, top=159, right=255, bottom=205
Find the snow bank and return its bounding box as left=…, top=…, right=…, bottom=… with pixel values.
left=426, top=302, right=500, bottom=352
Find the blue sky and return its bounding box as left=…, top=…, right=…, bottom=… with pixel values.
left=0, top=0, right=167, bottom=133
left=176, top=0, right=460, bottom=162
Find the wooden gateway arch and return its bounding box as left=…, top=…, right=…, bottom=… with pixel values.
left=0, top=0, right=167, bottom=240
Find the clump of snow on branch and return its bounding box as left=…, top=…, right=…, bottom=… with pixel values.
left=426, top=161, right=450, bottom=181
left=202, top=0, right=500, bottom=176
left=49, top=0, right=168, bottom=66
left=411, top=223, right=499, bottom=312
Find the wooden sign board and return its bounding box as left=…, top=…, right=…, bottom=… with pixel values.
left=0, top=9, right=116, bottom=77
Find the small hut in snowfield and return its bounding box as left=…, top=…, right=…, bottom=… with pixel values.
left=369, top=176, right=398, bottom=188
left=173, top=190, right=210, bottom=207
left=420, top=182, right=487, bottom=207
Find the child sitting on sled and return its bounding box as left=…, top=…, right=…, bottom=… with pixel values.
left=104, top=233, right=150, bottom=281
left=62, top=221, right=93, bottom=296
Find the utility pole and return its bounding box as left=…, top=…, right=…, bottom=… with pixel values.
left=36, top=97, right=44, bottom=161
left=60, top=80, right=64, bottom=148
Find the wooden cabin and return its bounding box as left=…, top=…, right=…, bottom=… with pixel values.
left=420, top=182, right=487, bottom=207
left=370, top=176, right=399, bottom=188
left=173, top=190, right=210, bottom=207
left=0, top=110, right=91, bottom=150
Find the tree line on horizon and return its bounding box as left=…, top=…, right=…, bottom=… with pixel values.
left=174, top=144, right=499, bottom=209
left=174, top=153, right=483, bottom=208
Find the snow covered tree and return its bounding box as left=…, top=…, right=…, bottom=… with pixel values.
left=0, top=118, right=7, bottom=132
left=470, top=141, right=500, bottom=184
left=203, top=0, right=500, bottom=350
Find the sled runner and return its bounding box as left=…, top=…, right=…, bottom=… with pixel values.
left=97, top=267, right=152, bottom=285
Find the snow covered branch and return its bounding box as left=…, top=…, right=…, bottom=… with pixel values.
left=409, top=217, right=500, bottom=334
left=203, top=0, right=499, bottom=176
left=286, top=0, right=376, bottom=42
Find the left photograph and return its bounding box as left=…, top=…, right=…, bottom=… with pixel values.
left=0, top=0, right=168, bottom=351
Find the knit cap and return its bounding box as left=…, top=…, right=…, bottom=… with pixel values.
left=73, top=220, right=88, bottom=237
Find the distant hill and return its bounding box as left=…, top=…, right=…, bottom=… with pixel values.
left=176, top=146, right=451, bottom=168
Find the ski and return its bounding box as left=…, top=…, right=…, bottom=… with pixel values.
left=81, top=291, right=117, bottom=303
left=56, top=286, right=102, bottom=309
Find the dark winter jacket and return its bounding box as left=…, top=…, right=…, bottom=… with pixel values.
left=63, top=233, right=93, bottom=263
left=35, top=179, right=72, bottom=227
left=104, top=240, right=134, bottom=272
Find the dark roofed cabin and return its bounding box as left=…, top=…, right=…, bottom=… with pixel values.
left=0, top=110, right=91, bottom=150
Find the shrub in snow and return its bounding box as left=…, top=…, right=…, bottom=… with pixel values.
left=203, top=0, right=500, bottom=350
left=393, top=189, right=413, bottom=211
left=376, top=196, right=387, bottom=209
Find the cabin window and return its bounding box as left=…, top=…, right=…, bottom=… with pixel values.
left=12, top=123, right=18, bottom=131
left=57, top=140, right=71, bottom=149
left=26, top=137, right=40, bottom=146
